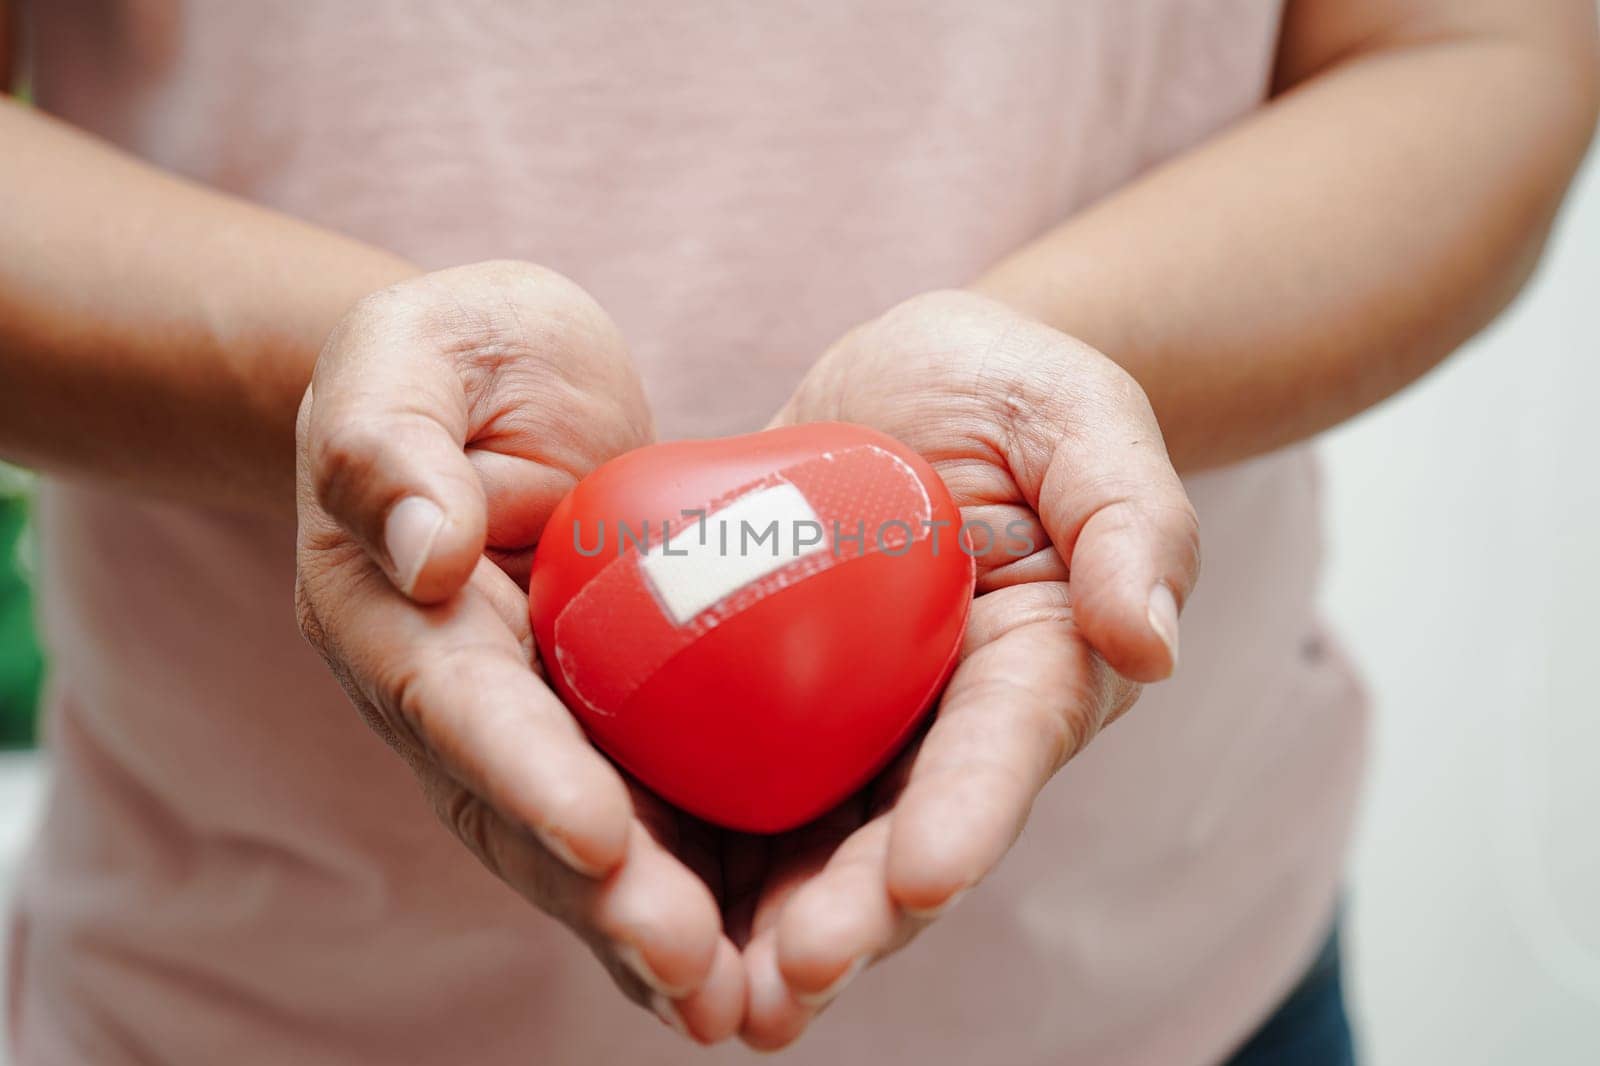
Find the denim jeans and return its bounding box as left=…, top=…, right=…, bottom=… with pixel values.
left=1222, top=924, right=1357, bottom=1066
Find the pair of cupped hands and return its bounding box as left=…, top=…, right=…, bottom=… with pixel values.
left=293, top=261, right=1200, bottom=1048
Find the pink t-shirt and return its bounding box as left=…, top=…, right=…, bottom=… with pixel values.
left=14, top=3, right=1368, bottom=1064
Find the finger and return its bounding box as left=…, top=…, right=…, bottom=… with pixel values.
left=588, top=822, right=724, bottom=1001
left=419, top=774, right=728, bottom=1039
left=302, top=260, right=648, bottom=604
left=885, top=584, right=1135, bottom=914
left=747, top=799, right=865, bottom=941
left=469, top=448, right=580, bottom=588
left=302, top=284, right=488, bottom=603
left=741, top=931, right=814, bottom=1051
left=1029, top=359, right=1200, bottom=681
left=625, top=784, right=729, bottom=943
left=464, top=556, right=538, bottom=659
left=975, top=541, right=1067, bottom=592
left=298, top=552, right=631, bottom=877
left=773, top=818, right=901, bottom=1005
left=951, top=501, right=1063, bottom=591
left=669, top=937, right=747, bottom=1044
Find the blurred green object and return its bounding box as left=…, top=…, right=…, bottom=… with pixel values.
left=0, top=471, right=42, bottom=749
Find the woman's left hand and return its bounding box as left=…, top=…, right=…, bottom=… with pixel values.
left=736, top=290, right=1201, bottom=1048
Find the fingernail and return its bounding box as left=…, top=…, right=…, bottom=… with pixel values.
left=385, top=496, right=445, bottom=596
left=650, top=991, right=691, bottom=1038
left=617, top=942, right=689, bottom=998
left=533, top=826, right=604, bottom=879
left=1146, top=583, right=1180, bottom=674
left=901, top=886, right=970, bottom=921
left=794, top=955, right=866, bottom=1009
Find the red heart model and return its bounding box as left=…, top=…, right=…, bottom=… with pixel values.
left=529, top=422, right=974, bottom=832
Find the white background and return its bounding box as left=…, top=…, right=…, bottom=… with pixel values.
left=0, top=144, right=1596, bottom=1066
left=1328, top=142, right=1600, bottom=1058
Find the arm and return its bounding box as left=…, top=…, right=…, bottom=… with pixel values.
left=0, top=94, right=414, bottom=512
left=975, top=0, right=1600, bottom=472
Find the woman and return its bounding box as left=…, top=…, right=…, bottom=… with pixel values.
left=2, top=1, right=1595, bottom=1063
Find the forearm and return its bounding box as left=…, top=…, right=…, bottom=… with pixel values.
left=0, top=97, right=414, bottom=513
left=975, top=0, right=1599, bottom=472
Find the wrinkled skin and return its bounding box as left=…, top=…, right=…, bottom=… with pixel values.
left=294, top=268, right=1199, bottom=1047
left=734, top=290, right=1200, bottom=1047
left=294, top=261, right=745, bottom=1040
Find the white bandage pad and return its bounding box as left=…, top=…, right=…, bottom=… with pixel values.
left=638, top=482, right=828, bottom=625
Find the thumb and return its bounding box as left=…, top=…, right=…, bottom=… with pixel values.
left=1030, top=365, right=1200, bottom=683
left=299, top=282, right=487, bottom=604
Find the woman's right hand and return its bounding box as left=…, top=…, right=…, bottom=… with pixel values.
left=293, top=261, right=744, bottom=1042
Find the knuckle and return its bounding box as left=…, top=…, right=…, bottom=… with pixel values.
left=484, top=260, right=623, bottom=353
left=292, top=573, right=327, bottom=651
left=960, top=671, right=1093, bottom=776
left=1074, top=478, right=1157, bottom=525
left=375, top=656, right=441, bottom=763
left=439, top=784, right=498, bottom=869
left=1098, top=493, right=1201, bottom=586
left=435, top=261, right=635, bottom=401
left=429, top=776, right=574, bottom=921
left=292, top=579, right=425, bottom=766
left=309, top=419, right=388, bottom=518
left=418, top=750, right=569, bottom=919
left=385, top=643, right=500, bottom=766
left=1034, top=691, right=1096, bottom=773
left=357, top=699, right=422, bottom=767
left=388, top=655, right=448, bottom=751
